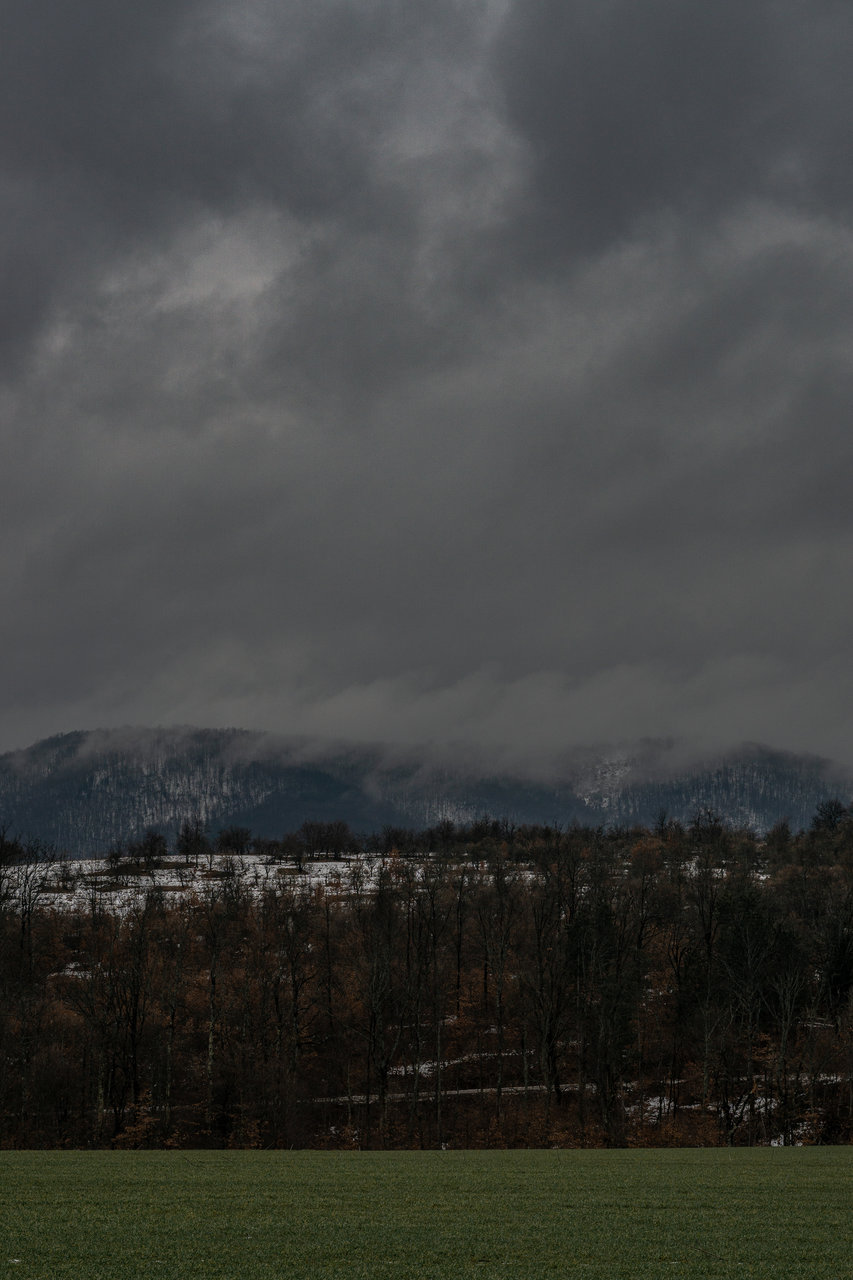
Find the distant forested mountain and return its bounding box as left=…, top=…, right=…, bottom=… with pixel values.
left=0, top=727, right=849, bottom=855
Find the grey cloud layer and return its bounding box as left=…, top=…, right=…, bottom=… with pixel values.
left=498, top=0, right=853, bottom=253
left=3, top=0, right=853, bottom=764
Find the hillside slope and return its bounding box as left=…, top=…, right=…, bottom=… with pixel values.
left=0, top=728, right=849, bottom=855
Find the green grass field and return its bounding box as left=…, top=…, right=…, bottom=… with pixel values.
left=0, top=1148, right=850, bottom=1279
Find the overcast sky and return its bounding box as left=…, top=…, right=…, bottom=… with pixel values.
left=3, top=0, right=853, bottom=765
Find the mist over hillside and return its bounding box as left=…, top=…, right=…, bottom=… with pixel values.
left=0, top=728, right=850, bottom=856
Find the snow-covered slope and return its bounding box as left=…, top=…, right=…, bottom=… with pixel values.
left=0, top=728, right=849, bottom=855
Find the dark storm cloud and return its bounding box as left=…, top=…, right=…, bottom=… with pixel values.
left=2, top=0, right=853, bottom=766
left=0, top=0, right=472, bottom=364
left=497, top=0, right=853, bottom=258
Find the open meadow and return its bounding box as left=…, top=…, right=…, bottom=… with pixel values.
left=0, top=1148, right=851, bottom=1279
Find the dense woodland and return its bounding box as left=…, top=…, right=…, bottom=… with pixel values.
left=1, top=805, right=853, bottom=1149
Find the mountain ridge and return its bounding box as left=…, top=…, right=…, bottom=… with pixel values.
left=0, top=727, right=849, bottom=855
